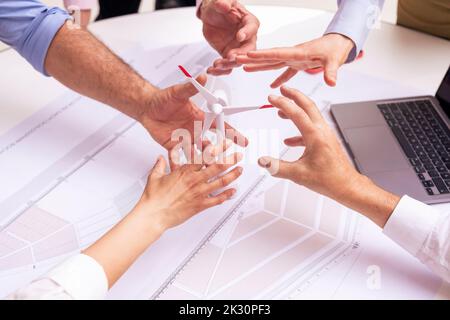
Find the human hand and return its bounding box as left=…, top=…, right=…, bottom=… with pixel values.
left=137, top=148, right=243, bottom=231
left=236, top=34, right=355, bottom=88
left=140, top=74, right=248, bottom=149
left=258, top=86, right=361, bottom=201
left=199, top=0, right=259, bottom=76
left=83, top=145, right=243, bottom=287
left=258, top=87, right=400, bottom=228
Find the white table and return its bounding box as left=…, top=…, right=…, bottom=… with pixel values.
left=0, top=5, right=449, bottom=298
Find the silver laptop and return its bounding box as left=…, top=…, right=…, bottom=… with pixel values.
left=331, top=66, right=450, bottom=204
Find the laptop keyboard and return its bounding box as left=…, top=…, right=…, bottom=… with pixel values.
left=377, top=99, right=450, bottom=195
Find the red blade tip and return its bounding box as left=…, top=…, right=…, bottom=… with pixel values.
left=260, top=105, right=274, bottom=109
left=178, top=65, right=192, bottom=78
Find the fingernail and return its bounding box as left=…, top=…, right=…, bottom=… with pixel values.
left=238, top=33, right=246, bottom=41
left=228, top=54, right=236, bottom=62
left=237, top=166, right=243, bottom=174
left=258, top=157, right=271, bottom=168
left=153, top=156, right=161, bottom=168
left=231, top=189, right=237, bottom=196
left=268, top=95, right=278, bottom=100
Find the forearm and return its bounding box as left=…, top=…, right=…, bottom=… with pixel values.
left=334, top=173, right=401, bottom=228
left=83, top=204, right=165, bottom=287
left=44, top=21, right=157, bottom=122
left=338, top=174, right=449, bottom=281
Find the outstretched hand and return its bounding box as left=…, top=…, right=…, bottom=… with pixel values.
left=258, top=86, right=358, bottom=199
left=258, top=86, right=400, bottom=228
left=141, top=74, right=248, bottom=150
left=237, top=34, right=355, bottom=88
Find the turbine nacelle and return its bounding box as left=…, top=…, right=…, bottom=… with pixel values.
left=211, top=103, right=223, bottom=115
left=178, top=65, right=273, bottom=141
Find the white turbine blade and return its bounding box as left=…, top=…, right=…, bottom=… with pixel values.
left=222, top=105, right=273, bottom=116
left=202, top=112, right=216, bottom=138
left=217, top=113, right=225, bottom=140
left=187, top=78, right=218, bottom=106
left=222, top=106, right=260, bottom=115
left=178, top=65, right=218, bottom=106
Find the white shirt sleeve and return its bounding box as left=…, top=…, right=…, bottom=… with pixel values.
left=383, top=195, right=450, bottom=282
left=325, top=0, right=385, bottom=61
left=6, top=254, right=108, bottom=300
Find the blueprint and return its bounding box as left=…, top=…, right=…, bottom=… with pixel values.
left=156, top=154, right=360, bottom=299
left=0, top=43, right=447, bottom=299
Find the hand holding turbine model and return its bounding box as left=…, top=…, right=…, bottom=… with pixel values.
left=176, top=66, right=274, bottom=198
left=178, top=65, right=273, bottom=143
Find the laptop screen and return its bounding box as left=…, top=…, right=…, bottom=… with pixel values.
left=436, top=66, right=450, bottom=119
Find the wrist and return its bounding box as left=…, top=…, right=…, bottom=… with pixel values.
left=128, top=200, right=168, bottom=241
left=136, top=83, right=159, bottom=125
left=324, top=33, right=355, bottom=62
left=334, top=173, right=401, bottom=228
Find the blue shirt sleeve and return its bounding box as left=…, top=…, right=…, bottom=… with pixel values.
left=0, top=0, right=70, bottom=75
left=325, top=0, right=385, bottom=62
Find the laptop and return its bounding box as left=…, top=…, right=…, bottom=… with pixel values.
left=331, top=66, right=450, bottom=204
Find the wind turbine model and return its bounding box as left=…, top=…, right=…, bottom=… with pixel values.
left=178, top=65, right=273, bottom=141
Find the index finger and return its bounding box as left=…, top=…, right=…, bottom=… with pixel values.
left=268, top=94, right=315, bottom=136
left=247, top=47, right=308, bottom=61
left=236, top=55, right=280, bottom=65
left=280, top=86, right=324, bottom=124
left=227, top=39, right=258, bottom=59
left=213, top=58, right=240, bottom=70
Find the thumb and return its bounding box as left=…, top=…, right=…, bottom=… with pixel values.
left=173, top=74, right=208, bottom=100
left=258, top=156, right=295, bottom=179
left=324, top=59, right=340, bottom=87
left=236, top=14, right=259, bottom=43
left=215, top=0, right=234, bottom=13
left=150, top=156, right=167, bottom=180
left=169, top=146, right=182, bottom=171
